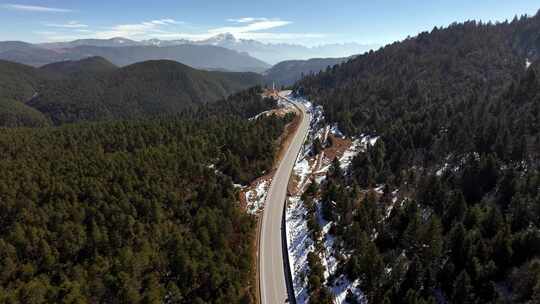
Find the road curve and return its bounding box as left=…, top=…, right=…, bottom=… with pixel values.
left=260, top=92, right=311, bottom=304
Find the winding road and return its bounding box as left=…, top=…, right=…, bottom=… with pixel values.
left=259, top=91, right=311, bottom=304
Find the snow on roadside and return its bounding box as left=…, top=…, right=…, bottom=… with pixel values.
left=318, top=197, right=367, bottom=304
left=249, top=110, right=272, bottom=121
left=285, top=94, right=325, bottom=304
left=244, top=179, right=271, bottom=215
left=295, top=156, right=315, bottom=192
left=284, top=93, right=369, bottom=304
left=286, top=196, right=315, bottom=304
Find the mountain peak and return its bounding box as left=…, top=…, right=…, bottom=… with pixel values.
left=216, top=33, right=236, bottom=40
left=109, top=37, right=133, bottom=44
left=205, top=33, right=237, bottom=44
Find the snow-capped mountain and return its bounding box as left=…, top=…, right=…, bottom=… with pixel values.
left=37, top=34, right=377, bottom=65
left=39, top=37, right=142, bottom=49
left=192, top=33, right=376, bottom=64
left=199, top=33, right=238, bottom=46
left=141, top=38, right=191, bottom=47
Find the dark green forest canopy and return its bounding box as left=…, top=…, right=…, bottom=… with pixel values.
left=27, top=60, right=264, bottom=125
left=0, top=58, right=263, bottom=127
left=0, top=88, right=290, bottom=303
left=40, top=56, right=118, bottom=78
left=0, top=98, right=49, bottom=128
left=298, top=12, right=540, bottom=304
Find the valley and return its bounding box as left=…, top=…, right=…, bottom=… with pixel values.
left=1, top=4, right=540, bottom=304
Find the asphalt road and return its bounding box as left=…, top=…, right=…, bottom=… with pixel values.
left=260, top=92, right=311, bottom=304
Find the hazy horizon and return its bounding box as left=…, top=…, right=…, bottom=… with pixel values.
left=0, top=0, right=538, bottom=47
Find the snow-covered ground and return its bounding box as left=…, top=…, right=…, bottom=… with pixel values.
left=317, top=201, right=367, bottom=303
left=244, top=179, right=271, bottom=215
left=340, top=135, right=379, bottom=171
left=295, top=157, right=315, bottom=192
left=286, top=196, right=315, bottom=303
left=284, top=94, right=376, bottom=304
left=249, top=110, right=273, bottom=121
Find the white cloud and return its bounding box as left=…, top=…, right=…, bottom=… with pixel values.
left=36, top=16, right=326, bottom=45
left=135, top=18, right=308, bottom=42
left=202, top=18, right=326, bottom=43
left=148, top=19, right=182, bottom=25
left=2, top=4, right=73, bottom=13
left=209, top=19, right=291, bottom=35
left=227, top=17, right=268, bottom=23
left=87, top=17, right=295, bottom=41
left=149, top=32, right=212, bottom=40
left=235, top=32, right=326, bottom=41
left=35, top=19, right=181, bottom=42
left=45, top=21, right=88, bottom=28
left=93, top=19, right=181, bottom=38
left=146, top=31, right=326, bottom=45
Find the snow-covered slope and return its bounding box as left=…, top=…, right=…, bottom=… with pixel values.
left=284, top=94, right=381, bottom=304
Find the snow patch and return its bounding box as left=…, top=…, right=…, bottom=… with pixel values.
left=359, top=134, right=379, bottom=148
left=285, top=94, right=368, bottom=303
left=436, top=162, right=450, bottom=176
left=330, top=124, right=345, bottom=138
left=286, top=196, right=314, bottom=304
left=317, top=197, right=367, bottom=304
left=244, top=179, right=271, bottom=215
left=333, top=278, right=366, bottom=304
left=294, top=157, right=315, bottom=191
left=249, top=110, right=272, bottom=121
left=339, top=139, right=361, bottom=170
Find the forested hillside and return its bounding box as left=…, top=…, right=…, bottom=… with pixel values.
left=0, top=60, right=47, bottom=103
left=28, top=60, right=263, bottom=125
left=263, top=57, right=349, bottom=86
left=0, top=60, right=52, bottom=127
left=40, top=57, right=118, bottom=78
left=0, top=88, right=289, bottom=303
left=297, top=12, right=540, bottom=303
left=0, top=99, right=49, bottom=127
left=0, top=58, right=263, bottom=126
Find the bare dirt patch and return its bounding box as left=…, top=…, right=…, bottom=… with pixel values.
left=324, top=135, right=353, bottom=162
left=287, top=134, right=355, bottom=199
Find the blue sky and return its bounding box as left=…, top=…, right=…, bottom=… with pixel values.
left=0, top=0, right=539, bottom=45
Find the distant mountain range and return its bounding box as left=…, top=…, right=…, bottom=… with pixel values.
left=0, top=34, right=372, bottom=85
left=0, top=57, right=263, bottom=126
left=0, top=33, right=374, bottom=69
left=38, top=34, right=377, bottom=65
left=0, top=40, right=270, bottom=72
left=39, top=37, right=143, bottom=49
left=187, top=33, right=376, bottom=64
